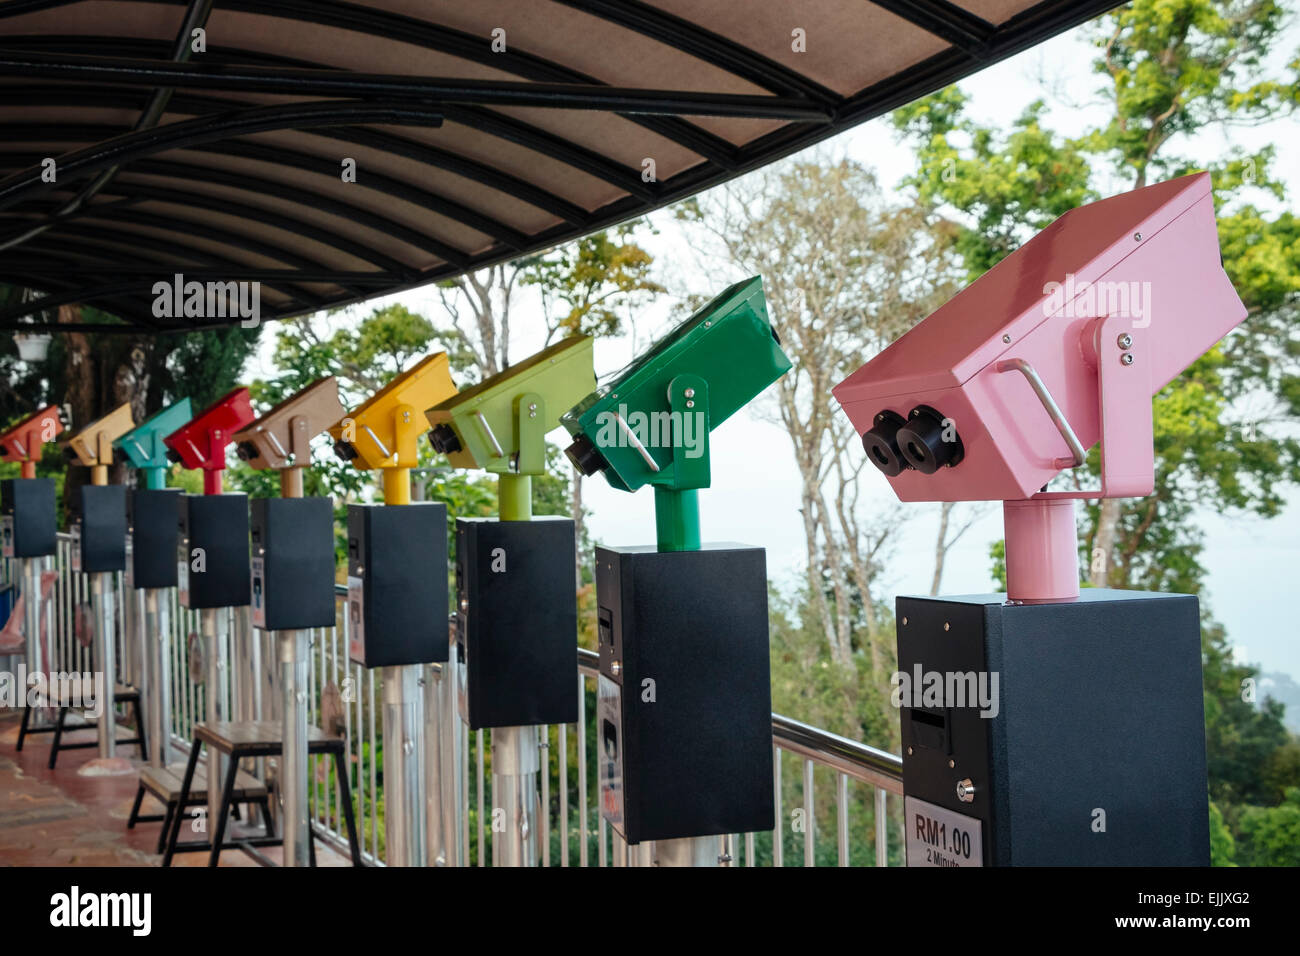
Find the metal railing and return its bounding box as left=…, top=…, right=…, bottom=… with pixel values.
left=23, top=538, right=904, bottom=866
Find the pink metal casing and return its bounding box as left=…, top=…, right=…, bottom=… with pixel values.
left=832, top=172, right=1247, bottom=504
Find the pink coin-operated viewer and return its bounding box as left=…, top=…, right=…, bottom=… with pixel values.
left=833, top=172, right=1245, bottom=866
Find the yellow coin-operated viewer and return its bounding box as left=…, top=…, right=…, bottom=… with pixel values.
left=330, top=353, right=458, bottom=868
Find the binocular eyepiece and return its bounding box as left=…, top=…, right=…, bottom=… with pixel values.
left=164, top=448, right=182, bottom=465
left=426, top=424, right=461, bottom=456
left=565, top=433, right=609, bottom=477
left=862, top=405, right=963, bottom=476
left=235, top=440, right=258, bottom=462
left=333, top=440, right=358, bottom=463
left=62, top=444, right=78, bottom=462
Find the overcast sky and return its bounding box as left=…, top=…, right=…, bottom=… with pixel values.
left=263, top=12, right=1300, bottom=679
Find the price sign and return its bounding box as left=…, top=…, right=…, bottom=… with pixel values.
left=905, top=795, right=983, bottom=867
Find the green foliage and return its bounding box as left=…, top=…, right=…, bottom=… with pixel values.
left=892, top=0, right=1300, bottom=865
left=1235, top=786, right=1300, bottom=866
left=521, top=220, right=664, bottom=340
left=158, top=326, right=262, bottom=409
left=1209, top=800, right=1237, bottom=865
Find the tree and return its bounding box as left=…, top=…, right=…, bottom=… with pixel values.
left=434, top=227, right=660, bottom=592
left=892, top=0, right=1300, bottom=847
left=1236, top=786, right=1300, bottom=866
left=0, top=288, right=260, bottom=513
left=677, top=157, right=961, bottom=703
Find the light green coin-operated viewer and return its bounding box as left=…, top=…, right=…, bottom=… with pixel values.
left=426, top=334, right=595, bottom=867
left=561, top=276, right=791, bottom=867
left=114, top=398, right=193, bottom=770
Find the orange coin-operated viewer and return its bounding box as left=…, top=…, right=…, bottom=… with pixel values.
left=833, top=173, right=1245, bottom=866
left=162, top=386, right=255, bottom=852
left=1, top=406, right=63, bottom=686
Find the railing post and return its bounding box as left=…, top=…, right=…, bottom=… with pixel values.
left=875, top=788, right=889, bottom=867
left=803, top=759, right=815, bottom=868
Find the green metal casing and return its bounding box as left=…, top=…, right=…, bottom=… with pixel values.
left=560, top=276, right=790, bottom=495
left=114, top=398, right=194, bottom=488
left=426, top=335, right=596, bottom=476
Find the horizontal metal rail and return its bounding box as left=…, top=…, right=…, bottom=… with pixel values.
left=19, top=547, right=902, bottom=866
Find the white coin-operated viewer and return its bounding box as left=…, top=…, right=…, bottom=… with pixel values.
left=234, top=376, right=347, bottom=868
left=833, top=172, right=1246, bottom=866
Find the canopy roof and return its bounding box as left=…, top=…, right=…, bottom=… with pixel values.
left=0, top=0, right=1121, bottom=333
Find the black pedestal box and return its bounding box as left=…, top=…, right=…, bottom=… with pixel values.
left=455, top=517, right=577, bottom=729
left=250, top=496, right=336, bottom=631
left=177, top=493, right=250, bottom=609
left=595, top=543, right=774, bottom=845
left=128, top=488, right=181, bottom=588
left=896, top=589, right=1209, bottom=867
left=1, top=478, right=56, bottom=558
left=346, top=502, right=447, bottom=668
left=72, top=484, right=126, bottom=572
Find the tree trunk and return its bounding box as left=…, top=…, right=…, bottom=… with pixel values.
left=1092, top=497, right=1122, bottom=587
left=931, top=501, right=954, bottom=596
left=570, top=464, right=584, bottom=592
left=59, top=305, right=96, bottom=512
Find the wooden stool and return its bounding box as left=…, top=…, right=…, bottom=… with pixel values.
left=128, top=762, right=272, bottom=854
left=161, top=720, right=362, bottom=868
left=16, top=681, right=147, bottom=768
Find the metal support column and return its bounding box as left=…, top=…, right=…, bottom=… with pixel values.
left=145, top=588, right=172, bottom=767
left=491, top=725, right=540, bottom=867
left=91, top=571, right=116, bottom=757
left=382, top=663, right=426, bottom=866
left=278, top=628, right=310, bottom=867
left=203, top=607, right=230, bottom=831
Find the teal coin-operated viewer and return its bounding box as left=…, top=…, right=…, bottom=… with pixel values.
left=427, top=334, right=596, bottom=867
left=562, top=276, right=790, bottom=866
left=114, top=397, right=192, bottom=770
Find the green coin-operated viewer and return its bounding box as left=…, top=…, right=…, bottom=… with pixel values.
left=63, top=401, right=136, bottom=770
left=331, top=352, right=458, bottom=868
left=563, top=276, right=790, bottom=866
left=426, top=334, right=595, bottom=867
left=115, top=398, right=193, bottom=770
left=234, top=376, right=348, bottom=868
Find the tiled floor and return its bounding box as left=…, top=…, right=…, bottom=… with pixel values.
left=0, top=713, right=349, bottom=867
